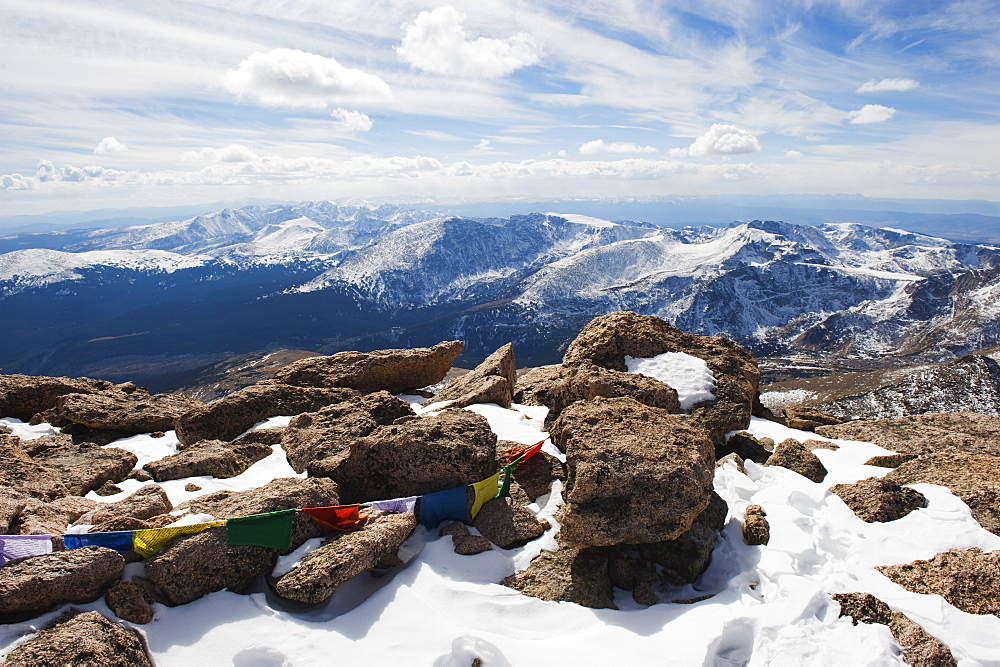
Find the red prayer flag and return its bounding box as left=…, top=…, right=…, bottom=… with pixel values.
left=302, top=505, right=367, bottom=532
left=501, top=439, right=546, bottom=467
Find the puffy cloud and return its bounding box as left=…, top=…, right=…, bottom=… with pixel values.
left=94, top=137, right=128, bottom=154
left=848, top=104, right=896, bottom=124
left=34, top=160, right=122, bottom=183
left=672, top=124, right=762, bottom=157
left=181, top=145, right=259, bottom=163
left=856, top=78, right=919, bottom=93
left=224, top=48, right=391, bottom=109
left=0, top=173, right=32, bottom=190
left=330, top=109, right=373, bottom=132
left=475, top=139, right=494, bottom=151
left=578, top=139, right=657, bottom=155
left=397, top=6, right=540, bottom=78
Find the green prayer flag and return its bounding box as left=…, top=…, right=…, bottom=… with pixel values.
left=497, top=454, right=525, bottom=498
left=225, top=509, right=297, bottom=550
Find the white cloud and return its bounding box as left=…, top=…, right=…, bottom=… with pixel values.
left=181, top=145, right=259, bottom=163
left=848, top=104, right=897, bottom=124
left=94, top=137, right=128, bottom=154
left=34, top=160, right=122, bottom=183
left=785, top=150, right=803, bottom=158
left=0, top=173, right=32, bottom=190
left=330, top=108, right=373, bottom=132
left=672, top=124, right=762, bottom=157
left=397, top=6, right=541, bottom=78
left=579, top=139, right=657, bottom=155
left=856, top=78, right=919, bottom=93
left=223, top=48, right=391, bottom=109
left=475, top=139, right=494, bottom=151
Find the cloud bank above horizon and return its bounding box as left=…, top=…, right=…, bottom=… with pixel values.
left=1, top=0, right=999, bottom=214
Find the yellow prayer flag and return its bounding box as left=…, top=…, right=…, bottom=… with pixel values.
left=470, top=471, right=502, bottom=519
left=133, top=520, right=225, bottom=558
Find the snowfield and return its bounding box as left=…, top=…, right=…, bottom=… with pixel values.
left=2, top=397, right=999, bottom=666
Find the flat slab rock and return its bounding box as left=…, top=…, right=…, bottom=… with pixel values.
left=144, top=439, right=272, bottom=481
left=430, top=343, right=517, bottom=409
left=834, top=592, right=956, bottom=666
left=876, top=548, right=1000, bottom=617
left=549, top=396, right=715, bottom=547
left=830, top=477, right=926, bottom=523
left=815, top=411, right=1000, bottom=457
left=0, top=374, right=116, bottom=422
left=52, top=390, right=203, bottom=433
left=2, top=610, right=152, bottom=667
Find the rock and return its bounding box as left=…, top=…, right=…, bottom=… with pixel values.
left=232, top=427, right=286, bottom=445
left=26, top=437, right=137, bottom=497
left=561, top=311, right=760, bottom=444
left=0, top=547, right=125, bottom=621
left=65, top=427, right=143, bottom=447
left=430, top=343, right=517, bottom=409
left=0, top=374, right=115, bottom=422
left=273, top=512, right=418, bottom=604
left=2, top=610, right=152, bottom=666
left=783, top=406, right=842, bottom=431
left=512, top=365, right=562, bottom=405
left=94, top=481, right=122, bottom=496
left=885, top=450, right=1000, bottom=535
left=16, top=495, right=97, bottom=535
left=864, top=453, right=918, bottom=468
left=765, top=439, right=828, bottom=482
left=308, top=409, right=497, bottom=504
left=507, top=449, right=564, bottom=503
left=502, top=544, right=616, bottom=609
left=146, top=477, right=343, bottom=604
left=185, top=482, right=201, bottom=491
left=549, top=396, right=715, bottom=547
left=472, top=497, right=548, bottom=549
left=73, top=484, right=173, bottom=528
left=802, top=439, right=839, bottom=451
left=834, top=592, right=956, bottom=666
left=440, top=523, right=493, bottom=555
left=174, top=381, right=357, bottom=446
left=144, top=439, right=272, bottom=481
left=0, top=434, right=70, bottom=500
left=830, top=477, right=927, bottom=523
left=533, top=363, right=681, bottom=427
left=128, top=468, right=153, bottom=482
left=639, top=491, right=728, bottom=585
left=815, top=412, right=1000, bottom=458
left=607, top=549, right=658, bottom=606
left=721, top=431, right=772, bottom=464
left=105, top=580, right=154, bottom=624
left=716, top=453, right=747, bottom=475
left=274, top=340, right=464, bottom=393
left=52, top=390, right=203, bottom=433
left=281, top=391, right=414, bottom=473
left=742, top=505, right=770, bottom=545
left=877, top=548, right=1000, bottom=616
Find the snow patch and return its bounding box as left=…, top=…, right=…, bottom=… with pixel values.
left=626, top=352, right=716, bottom=410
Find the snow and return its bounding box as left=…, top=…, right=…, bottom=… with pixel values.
left=2, top=409, right=1000, bottom=665
left=546, top=212, right=618, bottom=228
left=759, top=389, right=819, bottom=414
left=626, top=352, right=716, bottom=410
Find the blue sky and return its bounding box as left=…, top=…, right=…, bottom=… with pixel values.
left=2, top=0, right=998, bottom=215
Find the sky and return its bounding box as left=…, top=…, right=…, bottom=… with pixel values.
left=2, top=0, right=999, bottom=216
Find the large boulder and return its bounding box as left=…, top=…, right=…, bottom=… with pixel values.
left=23, top=434, right=137, bottom=497
left=281, top=391, right=414, bottom=473
left=0, top=434, right=70, bottom=500
left=471, top=497, right=548, bottom=549
left=815, top=412, right=1000, bottom=457
left=143, top=439, right=272, bottom=481
left=272, top=512, right=417, bottom=604
left=561, top=311, right=760, bottom=443
left=51, top=390, right=203, bottom=434
left=834, top=592, right=957, bottom=666
left=830, top=477, right=927, bottom=523
left=0, top=547, right=125, bottom=621
left=764, top=439, right=828, bottom=483
left=273, top=340, right=463, bottom=393
left=638, top=491, right=728, bottom=586
left=502, top=544, right=615, bottom=609
left=515, top=362, right=680, bottom=426
left=146, top=477, right=340, bottom=605
left=3, top=610, right=152, bottom=667
left=0, top=486, right=95, bottom=535
left=430, top=343, right=517, bottom=409
left=308, top=409, right=497, bottom=504
left=0, top=374, right=115, bottom=422
left=549, top=396, right=716, bottom=547
left=886, top=450, right=1000, bottom=535
left=876, top=548, right=1000, bottom=617
left=175, top=381, right=357, bottom=446
left=73, top=484, right=173, bottom=528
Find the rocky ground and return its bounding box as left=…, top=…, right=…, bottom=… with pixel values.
left=0, top=311, right=998, bottom=664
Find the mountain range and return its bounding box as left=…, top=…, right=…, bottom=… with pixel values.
left=2, top=201, right=999, bottom=389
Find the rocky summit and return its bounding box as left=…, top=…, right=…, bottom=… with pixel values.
left=1, top=310, right=999, bottom=664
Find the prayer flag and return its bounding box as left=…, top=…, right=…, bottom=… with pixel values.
left=133, top=520, right=225, bottom=558
left=469, top=472, right=502, bottom=519
left=501, top=439, right=546, bottom=466
left=418, top=485, right=471, bottom=529
left=367, top=496, right=418, bottom=514
left=0, top=535, right=53, bottom=566
left=63, top=531, right=135, bottom=554
left=302, top=505, right=366, bottom=532
left=226, top=509, right=297, bottom=550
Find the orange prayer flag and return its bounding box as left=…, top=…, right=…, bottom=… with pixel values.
left=302, top=505, right=366, bottom=532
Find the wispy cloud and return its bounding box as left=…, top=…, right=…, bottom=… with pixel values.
left=856, top=78, right=920, bottom=93
left=579, top=140, right=657, bottom=155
